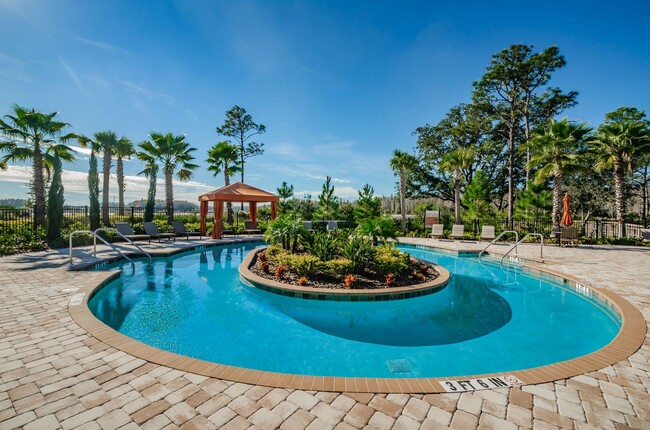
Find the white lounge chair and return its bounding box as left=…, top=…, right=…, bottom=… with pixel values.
left=450, top=224, right=465, bottom=240
left=326, top=221, right=338, bottom=231
left=480, top=225, right=496, bottom=242
left=303, top=221, right=313, bottom=231
left=428, top=224, right=444, bottom=240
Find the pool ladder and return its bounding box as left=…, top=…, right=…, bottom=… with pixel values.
left=69, top=228, right=152, bottom=264
left=498, top=233, right=544, bottom=268
left=478, top=230, right=519, bottom=262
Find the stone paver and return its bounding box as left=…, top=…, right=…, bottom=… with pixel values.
left=0, top=238, right=649, bottom=429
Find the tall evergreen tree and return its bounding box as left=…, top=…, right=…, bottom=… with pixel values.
left=46, top=154, right=64, bottom=243
left=88, top=153, right=100, bottom=230
left=78, top=131, right=119, bottom=225
left=316, top=176, right=339, bottom=220
left=276, top=181, right=295, bottom=215
left=354, top=184, right=381, bottom=222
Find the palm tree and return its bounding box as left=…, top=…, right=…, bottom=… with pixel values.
left=526, top=118, right=592, bottom=228
left=140, top=132, right=198, bottom=223
left=0, top=105, right=76, bottom=226
left=439, top=148, right=474, bottom=225
left=206, top=141, right=242, bottom=224
left=78, top=131, right=119, bottom=225
left=389, top=149, right=418, bottom=232
left=113, top=136, right=135, bottom=216
left=591, top=108, right=650, bottom=237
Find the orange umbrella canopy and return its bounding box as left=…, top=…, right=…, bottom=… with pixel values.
left=561, top=193, right=573, bottom=227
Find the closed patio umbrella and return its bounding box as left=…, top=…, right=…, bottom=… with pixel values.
left=561, top=193, right=573, bottom=227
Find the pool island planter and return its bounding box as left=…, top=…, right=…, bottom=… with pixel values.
left=239, top=246, right=451, bottom=301
left=68, top=239, right=647, bottom=394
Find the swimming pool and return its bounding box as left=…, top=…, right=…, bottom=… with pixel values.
left=86, top=242, right=621, bottom=381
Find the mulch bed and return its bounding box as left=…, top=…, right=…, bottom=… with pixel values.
left=249, top=253, right=440, bottom=290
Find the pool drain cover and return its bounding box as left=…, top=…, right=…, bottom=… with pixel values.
left=386, top=359, right=412, bottom=373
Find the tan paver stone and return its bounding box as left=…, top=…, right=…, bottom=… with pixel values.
left=385, top=394, right=410, bottom=407
left=311, top=402, right=345, bottom=426
left=96, top=409, right=131, bottom=430
left=60, top=406, right=105, bottom=430
left=367, top=411, right=394, bottom=430
left=344, top=393, right=373, bottom=405
left=423, top=394, right=457, bottom=413
left=13, top=392, right=45, bottom=414
left=604, top=393, right=636, bottom=415
left=165, top=384, right=199, bottom=405
left=533, top=406, right=575, bottom=429
left=557, top=399, right=586, bottom=422
left=164, top=402, right=196, bottom=426
left=141, top=414, right=172, bottom=430
left=229, top=395, right=261, bottom=418
left=79, top=390, right=111, bottom=408
left=507, top=403, right=533, bottom=428
left=179, top=414, right=215, bottom=430
left=8, top=383, right=39, bottom=401
left=249, top=407, right=285, bottom=430
left=280, top=409, right=316, bottom=430
left=132, top=399, right=172, bottom=425
left=368, top=397, right=402, bottom=418
left=478, top=413, right=518, bottom=430
left=272, top=401, right=299, bottom=420
left=23, top=413, right=60, bottom=430
left=305, top=417, right=333, bottom=430
left=393, top=414, right=420, bottom=430
left=220, top=415, right=251, bottom=430
left=122, top=396, right=151, bottom=415
left=457, top=393, right=482, bottom=416
left=402, top=397, right=430, bottom=421
left=0, top=411, right=37, bottom=429
left=331, top=395, right=356, bottom=413
left=195, top=393, right=231, bottom=417
left=333, top=422, right=356, bottom=430
left=426, top=405, right=453, bottom=426
left=142, top=384, right=173, bottom=402
left=208, top=407, right=237, bottom=427
left=449, top=410, right=478, bottom=429
left=482, top=400, right=506, bottom=419
left=246, top=386, right=273, bottom=402
left=199, top=379, right=229, bottom=396
left=224, top=382, right=252, bottom=398
left=343, top=403, right=374, bottom=428
left=420, top=417, right=452, bottom=430
left=287, top=391, right=319, bottom=411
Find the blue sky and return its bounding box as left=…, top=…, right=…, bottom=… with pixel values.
left=0, top=0, right=648, bottom=205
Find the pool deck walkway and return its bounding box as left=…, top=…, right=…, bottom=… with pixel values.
left=0, top=237, right=649, bottom=429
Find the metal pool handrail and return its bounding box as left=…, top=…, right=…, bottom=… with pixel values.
left=478, top=230, right=519, bottom=261
left=95, top=228, right=152, bottom=263
left=68, top=228, right=152, bottom=264
left=500, top=232, right=544, bottom=268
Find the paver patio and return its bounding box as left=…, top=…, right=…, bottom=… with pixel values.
left=0, top=237, right=649, bottom=429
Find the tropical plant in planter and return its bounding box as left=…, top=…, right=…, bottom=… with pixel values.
left=264, top=214, right=309, bottom=252
left=355, top=216, right=397, bottom=246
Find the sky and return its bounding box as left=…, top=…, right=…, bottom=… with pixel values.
left=0, top=0, right=648, bottom=206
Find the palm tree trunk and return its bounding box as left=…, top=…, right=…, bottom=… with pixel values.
left=117, top=157, right=125, bottom=216
left=613, top=163, right=626, bottom=238
left=33, top=146, right=46, bottom=227
left=399, top=172, right=406, bottom=232
left=101, top=148, right=111, bottom=226
left=552, top=173, right=562, bottom=228
left=454, top=178, right=461, bottom=224
left=165, top=169, right=174, bottom=223
left=224, top=166, right=233, bottom=224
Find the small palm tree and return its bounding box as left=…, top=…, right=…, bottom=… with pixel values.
left=0, top=105, right=76, bottom=226
left=206, top=141, right=242, bottom=224
left=591, top=108, right=650, bottom=236
left=78, top=131, right=119, bottom=225
left=389, top=150, right=418, bottom=232
left=140, top=132, right=198, bottom=223
left=113, top=136, right=135, bottom=216
left=439, top=148, right=474, bottom=225
left=526, top=118, right=592, bottom=228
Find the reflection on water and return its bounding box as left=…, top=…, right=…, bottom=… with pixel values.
left=270, top=274, right=511, bottom=346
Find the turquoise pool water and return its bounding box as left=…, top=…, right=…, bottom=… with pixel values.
left=88, top=242, right=620, bottom=378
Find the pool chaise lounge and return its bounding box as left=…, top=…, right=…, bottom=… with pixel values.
left=143, top=222, right=176, bottom=242
left=172, top=221, right=203, bottom=240
left=115, top=222, right=151, bottom=243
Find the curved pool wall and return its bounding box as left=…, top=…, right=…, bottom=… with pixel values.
left=70, top=240, right=647, bottom=393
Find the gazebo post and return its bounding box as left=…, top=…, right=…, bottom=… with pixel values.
left=212, top=201, right=224, bottom=239
left=271, top=201, right=278, bottom=220
left=249, top=202, right=257, bottom=228
left=200, top=200, right=208, bottom=236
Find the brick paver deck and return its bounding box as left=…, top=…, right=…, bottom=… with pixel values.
left=1, top=237, right=649, bottom=429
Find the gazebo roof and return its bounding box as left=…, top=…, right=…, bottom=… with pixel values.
left=198, top=182, right=279, bottom=203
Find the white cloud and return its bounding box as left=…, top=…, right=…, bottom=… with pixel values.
left=115, top=79, right=175, bottom=105
left=59, top=57, right=88, bottom=94
left=76, top=38, right=134, bottom=56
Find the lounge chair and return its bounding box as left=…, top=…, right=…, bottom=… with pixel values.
left=243, top=220, right=261, bottom=235
left=428, top=224, right=444, bottom=240
left=115, top=222, right=151, bottom=243
left=560, top=227, right=579, bottom=247
left=326, top=221, right=338, bottom=231
left=303, top=221, right=313, bottom=231
left=450, top=224, right=465, bottom=240
left=480, top=225, right=496, bottom=242
left=172, top=221, right=202, bottom=240
left=143, top=222, right=176, bottom=242
left=221, top=222, right=236, bottom=236
left=641, top=229, right=650, bottom=242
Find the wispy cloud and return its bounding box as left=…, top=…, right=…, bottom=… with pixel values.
left=0, top=51, right=32, bottom=83
left=116, top=79, right=175, bottom=105
left=59, top=57, right=88, bottom=95
left=76, top=38, right=134, bottom=56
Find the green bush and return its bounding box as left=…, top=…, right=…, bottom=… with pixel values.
left=341, top=236, right=376, bottom=271
left=373, top=245, right=409, bottom=276
left=323, top=258, right=354, bottom=279
left=0, top=227, right=47, bottom=256
left=265, top=245, right=289, bottom=260
left=278, top=253, right=323, bottom=276
left=305, top=231, right=339, bottom=261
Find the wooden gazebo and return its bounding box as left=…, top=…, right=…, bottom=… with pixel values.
left=198, top=182, right=279, bottom=239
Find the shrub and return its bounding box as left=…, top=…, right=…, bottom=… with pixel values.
left=275, top=265, right=286, bottom=278
left=259, top=260, right=270, bottom=273
left=322, top=258, right=354, bottom=279
left=385, top=273, right=397, bottom=286
left=373, top=245, right=409, bottom=276
left=305, top=231, right=339, bottom=261
left=297, top=276, right=308, bottom=286
left=265, top=245, right=288, bottom=260
left=341, top=236, right=375, bottom=271
left=257, top=252, right=268, bottom=262
left=283, top=254, right=323, bottom=276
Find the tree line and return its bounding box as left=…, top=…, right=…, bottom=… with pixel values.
left=395, top=44, right=650, bottom=237
left=0, top=104, right=266, bottom=237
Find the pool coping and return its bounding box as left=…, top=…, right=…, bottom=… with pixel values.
left=238, top=246, right=451, bottom=301
left=68, top=240, right=647, bottom=393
